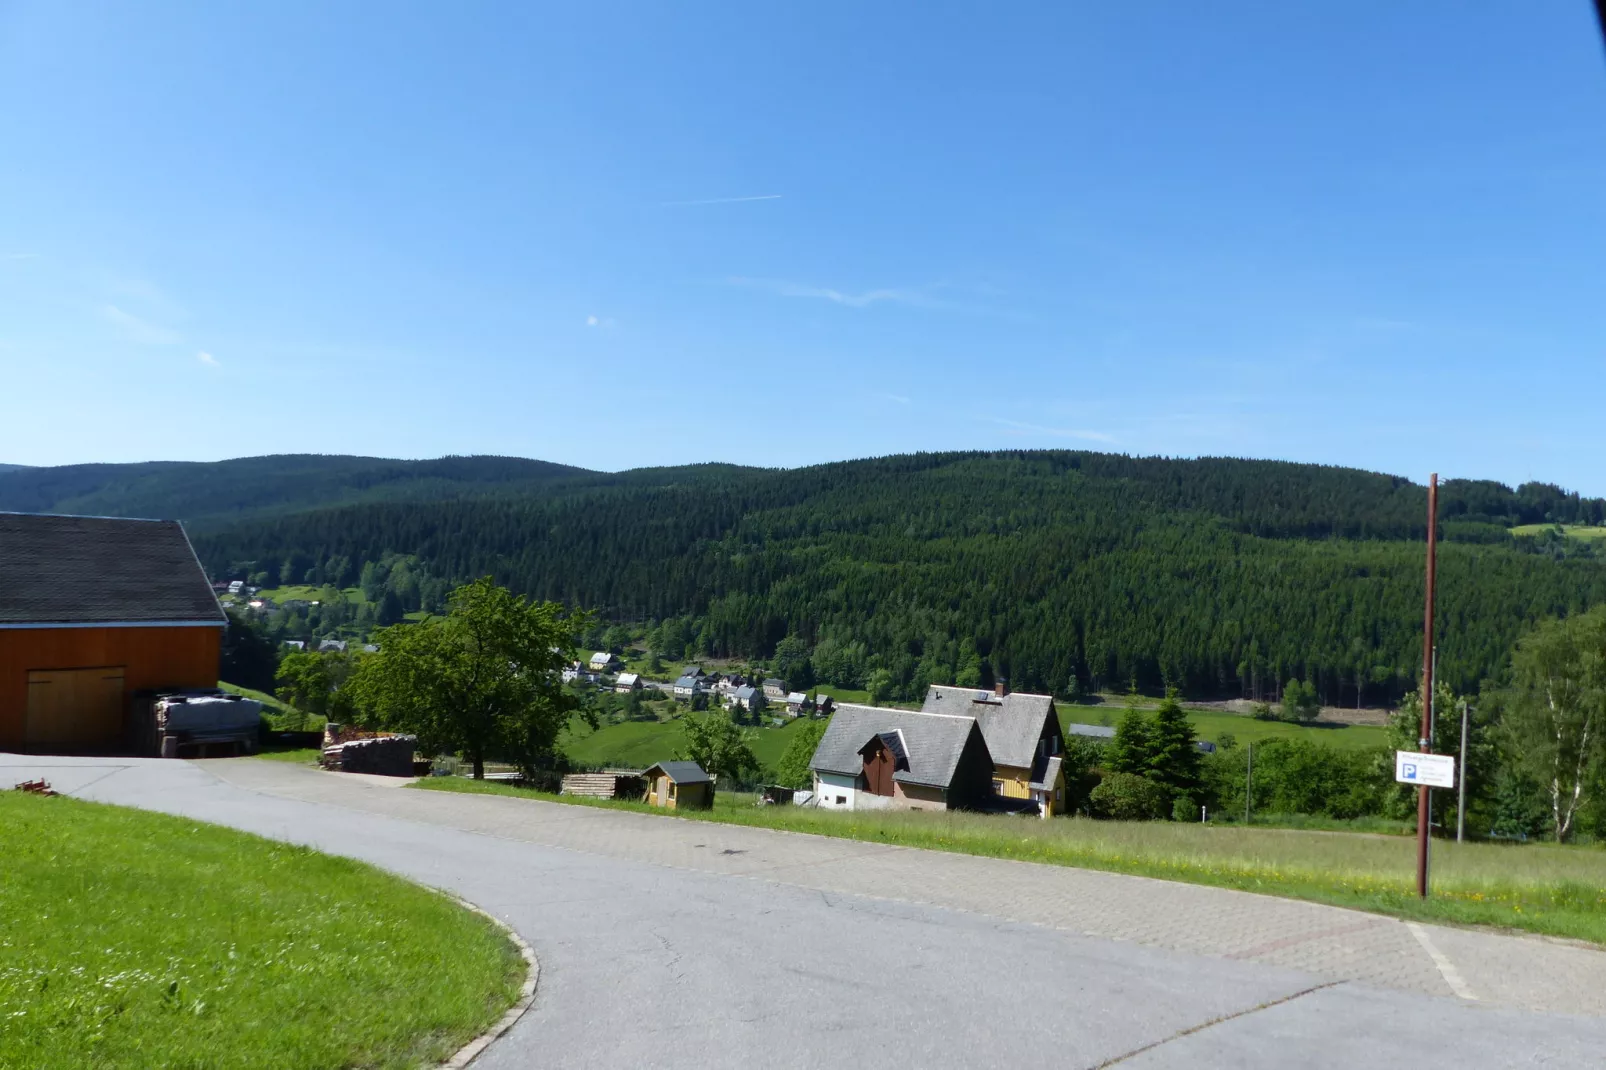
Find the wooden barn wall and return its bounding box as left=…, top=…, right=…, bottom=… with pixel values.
left=0, top=626, right=222, bottom=748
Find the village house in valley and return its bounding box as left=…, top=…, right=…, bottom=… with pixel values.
left=808, top=703, right=995, bottom=812
left=922, top=682, right=1068, bottom=816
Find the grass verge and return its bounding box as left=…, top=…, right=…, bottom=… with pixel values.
left=415, top=777, right=1606, bottom=945
left=0, top=792, right=524, bottom=1070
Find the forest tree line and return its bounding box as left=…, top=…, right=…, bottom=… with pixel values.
left=194, top=451, right=1606, bottom=705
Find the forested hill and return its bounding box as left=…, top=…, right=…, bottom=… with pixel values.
left=0, top=454, right=600, bottom=529
left=155, top=449, right=1606, bottom=706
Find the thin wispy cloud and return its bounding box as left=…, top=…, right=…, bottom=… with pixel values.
left=662, top=194, right=782, bottom=206
left=727, top=276, right=934, bottom=309
left=880, top=392, right=913, bottom=405
left=101, top=304, right=181, bottom=345
left=197, top=351, right=218, bottom=366
left=586, top=315, right=599, bottom=327
left=3, top=252, right=38, bottom=260
left=991, top=417, right=1117, bottom=444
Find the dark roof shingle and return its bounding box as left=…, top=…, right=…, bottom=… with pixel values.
left=0, top=513, right=225, bottom=626
left=645, top=760, right=711, bottom=784
left=811, top=704, right=991, bottom=789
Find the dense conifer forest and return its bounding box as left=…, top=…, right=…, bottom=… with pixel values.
left=10, top=450, right=1591, bottom=705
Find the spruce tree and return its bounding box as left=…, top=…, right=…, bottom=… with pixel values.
left=1147, top=690, right=1201, bottom=810
left=1108, top=707, right=1156, bottom=775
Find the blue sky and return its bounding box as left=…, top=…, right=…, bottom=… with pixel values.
left=2, top=2, right=1603, bottom=493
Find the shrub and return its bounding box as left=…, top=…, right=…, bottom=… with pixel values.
left=1089, top=772, right=1168, bottom=821
left=1171, top=795, right=1198, bottom=822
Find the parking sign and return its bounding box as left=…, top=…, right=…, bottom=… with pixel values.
left=1395, top=750, right=1455, bottom=789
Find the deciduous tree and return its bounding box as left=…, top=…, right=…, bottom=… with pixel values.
left=350, top=577, right=584, bottom=779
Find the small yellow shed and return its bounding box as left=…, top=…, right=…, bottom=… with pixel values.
left=642, top=760, right=713, bottom=810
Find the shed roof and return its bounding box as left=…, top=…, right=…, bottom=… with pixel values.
left=921, top=686, right=1056, bottom=769
left=811, top=703, right=990, bottom=789
left=674, top=675, right=702, bottom=689
left=644, top=760, right=711, bottom=784
left=0, top=512, right=225, bottom=626
left=1030, top=755, right=1063, bottom=792
left=1066, top=723, right=1116, bottom=739
left=734, top=684, right=760, bottom=700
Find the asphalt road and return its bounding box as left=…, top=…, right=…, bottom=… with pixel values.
left=6, top=754, right=1605, bottom=1069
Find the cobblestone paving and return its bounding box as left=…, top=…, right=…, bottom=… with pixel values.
left=209, top=760, right=1606, bottom=1017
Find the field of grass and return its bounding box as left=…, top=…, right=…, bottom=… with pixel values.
left=251, top=747, right=324, bottom=764
left=253, top=584, right=367, bottom=606
left=415, top=777, right=1606, bottom=945
left=1059, top=703, right=1389, bottom=751
left=560, top=713, right=813, bottom=774
left=1510, top=523, right=1606, bottom=540
left=0, top=792, right=523, bottom=1070
left=812, top=684, right=872, bottom=705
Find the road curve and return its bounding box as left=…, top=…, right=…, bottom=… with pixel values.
left=4, top=754, right=1605, bottom=1069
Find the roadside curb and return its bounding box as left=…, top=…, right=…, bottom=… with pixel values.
left=440, top=898, right=540, bottom=1069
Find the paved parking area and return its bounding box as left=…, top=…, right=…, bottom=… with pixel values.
left=6, top=754, right=1606, bottom=1068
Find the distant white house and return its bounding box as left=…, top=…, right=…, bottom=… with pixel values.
left=786, top=691, right=810, bottom=716
left=762, top=678, right=787, bottom=700
left=726, top=684, right=767, bottom=713
left=673, top=674, right=707, bottom=699
left=227, top=579, right=245, bottom=595
left=615, top=672, right=642, bottom=693
left=283, top=640, right=306, bottom=651
left=590, top=651, right=620, bottom=671
left=318, top=639, right=348, bottom=653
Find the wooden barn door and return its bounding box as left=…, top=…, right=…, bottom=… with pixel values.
left=25, top=667, right=126, bottom=748
left=863, top=743, right=894, bottom=796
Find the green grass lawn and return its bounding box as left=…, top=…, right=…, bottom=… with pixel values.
left=254, top=584, right=367, bottom=606
left=1510, top=523, right=1606, bottom=540
left=1058, top=704, right=1389, bottom=751
left=251, top=747, right=324, bottom=764
left=415, top=777, right=1606, bottom=945
left=812, top=684, right=871, bottom=705
left=560, top=713, right=812, bottom=774
left=0, top=792, right=523, bottom=1070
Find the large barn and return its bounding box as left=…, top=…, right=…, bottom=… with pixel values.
left=0, top=513, right=227, bottom=753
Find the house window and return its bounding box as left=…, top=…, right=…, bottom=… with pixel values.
left=991, top=780, right=1004, bottom=794
left=836, top=795, right=846, bottom=805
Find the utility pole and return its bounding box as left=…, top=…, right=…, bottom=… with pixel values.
left=1457, top=700, right=1470, bottom=843
left=1244, top=742, right=1253, bottom=825
left=1417, top=474, right=1438, bottom=899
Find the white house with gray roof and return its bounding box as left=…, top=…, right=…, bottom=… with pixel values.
left=808, top=703, right=995, bottom=812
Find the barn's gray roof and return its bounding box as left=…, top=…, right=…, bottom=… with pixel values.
left=645, top=760, right=710, bottom=784
left=921, top=686, right=1056, bottom=769
left=1067, top=723, right=1116, bottom=739
left=0, top=512, right=225, bottom=626
left=674, top=675, right=701, bottom=689
left=810, top=704, right=990, bottom=789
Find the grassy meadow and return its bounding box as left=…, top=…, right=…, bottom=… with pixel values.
left=560, top=710, right=813, bottom=772
left=416, top=776, right=1606, bottom=945
left=0, top=792, right=523, bottom=1070
left=1510, top=523, right=1606, bottom=540
left=556, top=699, right=1388, bottom=779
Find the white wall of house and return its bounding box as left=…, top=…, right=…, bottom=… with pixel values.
left=813, top=772, right=860, bottom=810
